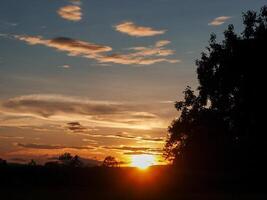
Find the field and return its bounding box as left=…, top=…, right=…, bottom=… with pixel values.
left=1, top=165, right=266, bottom=200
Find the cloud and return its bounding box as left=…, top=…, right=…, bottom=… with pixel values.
left=14, top=35, right=180, bottom=65
left=15, top=35, right=112, bottom=56
left=16, top=143, right=95, bottom=150
left=87, top=132, right=164, bottom=143
left=112, top=132, right=164, bottom=142
left=0, top=94, right=165, bottom=130
left=102, top=145, right=162, bottom=155
left=58, top=64, right=71, bottom=69
left=155, top=40, right=171, bottom=47
left=0, top=136, right=24, bottom=140
left=115, top=21, right=166, bottom=37
left=1, top=94, right=128, bottom=117
left=70, top=0, right=82, bottom=6
left=66, top=121, right=88, bottom=133
left=57, top=5, right=82, bottom=21
left=96, top=40, right=180, bottom=65
left=208, top=16, right=232, bottom=26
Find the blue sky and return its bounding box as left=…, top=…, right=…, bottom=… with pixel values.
left=0, top=0, right=266, bottom=165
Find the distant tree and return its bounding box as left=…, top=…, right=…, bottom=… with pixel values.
left=28, top=159, right=37, bottom=166
left=164, top=6, right=267, bottom=170
left=0, top=158, right=7, bottom=167
left=71, top=155, right=83, bottom=167
left=58, top=152, right=83, bottom=167
left=102, top=156, right=119, bottom=167
left=58, top=152, right=73, bottom=166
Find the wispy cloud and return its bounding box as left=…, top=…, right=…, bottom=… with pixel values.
left=97, top=40, right=180, bottom=65
left=0, top=20, right=18, bottom=28
left=57, top=0, right=82, bottom=22
left=14, top=35, right=180, bottom=65
left=0, top=136, right=24, bottom=140
left=86, top=132, right=165, bottom=143
left=58, top=64, right=71, bottom=69
left=16, top=143, right=95, bottom=150
left=70, top=0, right=82, bottom=6
left=0, top=94, right=165, bottom=130
left=15, top=35, right=112, bottom=56
left=115, top=21, right=166, bottom=37
left=102, top=145, right=162, bottom=155
left=66, top=121, right=88, bottom=133
left=208, top=16, right=232, bottom=26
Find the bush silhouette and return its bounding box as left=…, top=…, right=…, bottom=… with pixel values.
left=102, top=156, right=119, bottom=167
left=58, top=153, right=83, bottom=167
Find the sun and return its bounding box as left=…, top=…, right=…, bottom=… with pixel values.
left=131, top=154, right=156, bottom=170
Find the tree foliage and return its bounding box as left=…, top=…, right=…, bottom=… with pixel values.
left=28, top=159, right=37, bottom=166
left=0, top=158, right=7, bottom=167
left=164, top=6, right=267, bottom=169
left=102, top=156, right=119, bottom=167
left=58, top=152, right=83, bottom=167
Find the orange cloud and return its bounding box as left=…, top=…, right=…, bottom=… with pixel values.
left=15, top=35, right=112, bottom=56
left=208, top=16, right=231, bottom=26
left=96, top=40, right=180, bottom=65
left=102, top=145, right=162, bottom=155
left=0, top=94, right=165, bottom=130
left=14, top=35, right=180, bottom=65
left=57, top=5, right=82, bottom=21
left=58, top=64, right=71, bottom=69
left=115, top=21, right=166, bottom=37
left=16, top=143, right=95, bottom=150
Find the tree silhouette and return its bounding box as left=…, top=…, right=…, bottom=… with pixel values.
left=0, top=158, right=7, bottom=167
left=58, top=153, right=83, bottom=167
left=28, top=159, right=37, bottom=166
left=102, top=156, right=119, bottom=167
left=164, top=6, right=267, bottom=170
left=58, top=152, right=73, bottom=165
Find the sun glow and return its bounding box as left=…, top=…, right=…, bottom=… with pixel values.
left=131, top=154, right=156, bottom=169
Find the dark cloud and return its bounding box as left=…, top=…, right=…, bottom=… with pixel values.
left=66, top=121, right=88, bottom=133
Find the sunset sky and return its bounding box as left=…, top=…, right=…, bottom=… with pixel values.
left=0, top=0, right=265, bottom=166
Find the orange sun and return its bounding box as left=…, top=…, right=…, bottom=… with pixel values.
left=131, top=154, right=156, bottom=170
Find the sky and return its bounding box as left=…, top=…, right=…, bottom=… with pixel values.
left=0, top=0, right=266, bottom=166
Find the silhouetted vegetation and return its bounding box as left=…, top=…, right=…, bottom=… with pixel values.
left=58, top=152, right=83, bottom=167
left=102, top=156, right=119, bottom=167
left=28, top=159, right=37, bottom=166
left=165, top=6, right=267, bottom=172
left=0, top=158, right=7, bottom=166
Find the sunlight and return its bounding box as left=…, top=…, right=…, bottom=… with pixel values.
left=130, top=154, right=156, bottom=170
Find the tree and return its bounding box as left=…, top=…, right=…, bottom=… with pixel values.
left=164, top=6, right=267, bottom=170
left=102, top=156, right=119, bottom=167
left=28, top=159, right=37, bottom=166
left=0, top=158, right=7, bottom=167
left=58, top=153, right=83, bottom=167
left=58, top=152, right=73, bottom=166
